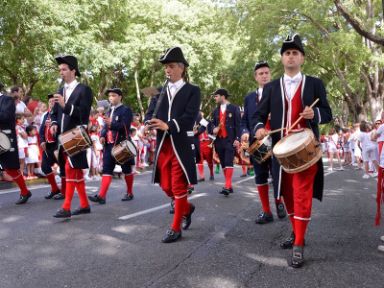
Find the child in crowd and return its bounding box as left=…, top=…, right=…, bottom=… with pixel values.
left=358, top=121, right=379, bottom=179
left=25, top=125, right=40, bottom=179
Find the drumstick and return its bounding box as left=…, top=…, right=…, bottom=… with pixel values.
left=286, top=98, right=320, bottom=134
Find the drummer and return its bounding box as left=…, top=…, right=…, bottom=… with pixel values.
left=241, top=61, right=286, bottom=224
left=50, top=55, right=93, bottom=218
left=88, top=88, right=135, bottom=204
left=254, top=34, right=332, bottom=268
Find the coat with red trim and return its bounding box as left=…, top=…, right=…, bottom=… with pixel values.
left=254, top=75, right=332, bottom=201
left=0, top=94, right=19, bottom=169
left=100, top=104, right=132, bottom=144
left=50, top=83, right=93, bottom=169
left=145, top=82, right=201, bottom=185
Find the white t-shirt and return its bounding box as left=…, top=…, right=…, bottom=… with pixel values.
left=358, top=131, right=377, bottom=152
left=15, top=101, right=27, bottom=114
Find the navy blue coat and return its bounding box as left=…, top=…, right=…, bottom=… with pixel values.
left=254, top=75, right=332, bottom=201
left=100, top=104, right=133, bottom=144
left=0, top=94, right=19, bottom=169
left=241, top=90, right=260, bottom=139
left=212, top=103, right=241, bottom=143
left=145, top=82, right=201, bottom=185
left=50, top=83, right=93, bottom=169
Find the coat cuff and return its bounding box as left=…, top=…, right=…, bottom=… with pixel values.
left=167, top=119, right=180, bottom=134
left=312, top=107, right=321, bottom=124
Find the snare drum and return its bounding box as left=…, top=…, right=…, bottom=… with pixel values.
left=59, top=126, right=92, bottom=157
left=0, top=131, right=11, bottom=155
left=273, top=128, right=322, bottom=173
left=111, top=140, right=137, bottom=165
left=249, top=135, right=272, bottom=164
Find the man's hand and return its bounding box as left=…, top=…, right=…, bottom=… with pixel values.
left=54, top=94, right=65, bottom=108
left=148, top=119, right=169, bottom=131
left=255, top=128, right=267, bottom=140
left=40, top=142, right=46, bottom=151
left=50, top=125, right=58, bottom=135
left=300, top=106, right=314, bottom=120
left=103, top=117, right=111, bottom=127
left=212, top=127, right=220, bottom=135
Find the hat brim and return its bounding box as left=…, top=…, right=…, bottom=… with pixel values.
left=55, top=57, right=81, bottom=77
left=105, top=89, right=123, bottom=96
left=280, top=43, right=305, bottom=55
left=159, top=59, right=189, bottom=67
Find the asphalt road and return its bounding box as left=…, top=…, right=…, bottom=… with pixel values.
left=0, top=161, right=383, bottom=288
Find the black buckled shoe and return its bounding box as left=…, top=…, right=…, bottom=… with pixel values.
left=53, top=208, right=71, bottom=218
left=209, top=175, right=214, bottom=181
left=53, top=192, right=65, bottom=200
left=255, top=211, right=274, bottom=224
left=88, top=194, right=106, bottom=204
left=161, top=229, right=182, bottom=243
left=15, top=191, right=32, bottom=205
left=198, top=178, right=205, bottom=182
left=228, top=187, right=234, bottom=193
left=240, top=174, right=247, bottom=178
left=45, top=190, right=60, bottom=199
left=276, top=202, right=287, bottom=219
left=187, top=186, right=194, bottom=194
left=291, top=245, right=305, bottom=268
left=219, top=187, right=230, bottom=196
left=182, top=204, right=195, bottom=230
left=72, top=206, right=91, bottom=216
left=121, top=194, right=134, bottom=201
left=169, top=199, right=175, bottom=214
left=280, top=232, right=295, bottom=249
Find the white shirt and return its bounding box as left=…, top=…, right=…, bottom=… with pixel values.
left=63, top=80, right=79, bottom=103
left=109, top=103, right=122, bottom=121
left=283, top=72, right=302, bottom=100
left=257, top=88, right=263, bottom=102
left=358, top=131, right=377, bottom=152
left=168, top=79, right=185, bottom=99
left=15, top=100, right=27, bottom=114
left=376, top=123, right=384, bottom=142
left=220, top=104, right=227, bottom=114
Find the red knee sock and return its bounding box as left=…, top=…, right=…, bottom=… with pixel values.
left=289, top=215, right=296, bottom=236
left=241, top=165, right=247, bottom=175
left=62, top=181, right=75, bottom=211
left=171, top=197, right=187, bottom=232
left=225, top=167, right=233, bottom=189
left=257, top=184, right=271, bottom=214
left=6, top=169, right=29, bottom=196
left=124, top=174, right=134, bottom=196
left=98, top=175, right=112, bottom=199
left=208, top=163, right=214, bottom=177
left=184, top=200, right=192, bottom=216
left=46, top=173, right=59, bottom=192
left=197, top=164, right=204, bottom=179
left=61, top=177, right=66, bottom=196
left=76, top=181, right=89, bottom=208
left=294, top=219, right=309, bottom=246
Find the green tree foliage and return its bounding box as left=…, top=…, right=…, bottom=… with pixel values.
left=0, top=0, right=383, bottom=124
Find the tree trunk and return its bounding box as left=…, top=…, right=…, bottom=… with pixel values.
left=134, top=69, right=145, bottom=119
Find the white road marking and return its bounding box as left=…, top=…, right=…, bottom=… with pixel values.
left=118, top=193, right=208, bottom=220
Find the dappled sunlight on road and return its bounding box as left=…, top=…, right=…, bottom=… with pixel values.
left=246, top=253, right=287, bottom=267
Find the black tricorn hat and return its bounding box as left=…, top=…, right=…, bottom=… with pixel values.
left=55, top=55, right=81, bottom=77
left=254, top=61, right=270, bottom=71
left=159, top=47, right=189, bottom=67
left=212, top=88, right=230, bottom=98
left=105, top=87, right=123, bottom=97
left=280, top=34, right=305, bottom=55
